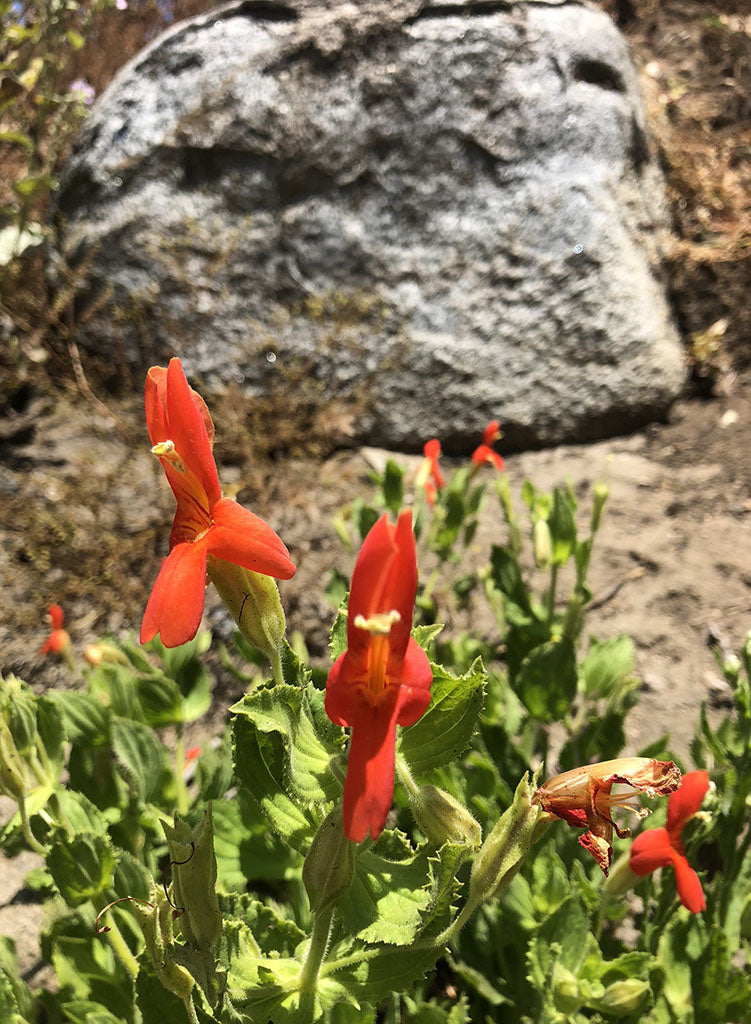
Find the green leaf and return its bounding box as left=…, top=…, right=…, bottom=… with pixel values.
left=50, top=692, right=110, bottom=744
left=137, top=674, right=185, bottom=727
left=47, top=833, right=115, bottom=907
left=213, top=795, right=301, bottom=891
left=329, top=597, right=349, bottom=662
left=136, top=959, right=216, bottom=1024
left=489, top=546, right=532, bottom=621
left=111, top=716, right=170, bottom=804
left=580, top=635, right=635, bottom=698
left=412, top=623, right=445, bottom=650
left=0, top=937, right=35, bottom=1023
left=232, top=685, right=343, bottom=853
left=517, top=638, right=577, bottom=721
left=13, top=173, right=54, bottom=199
left=62, top=1000, right=122, bottom=1024
left=378, top=459, right=405, bottom=516
left=398, top=659, right=486, bottom=776
left=549, top=487, right=577, bottom=566
left=337, top=832, right=432, bottom=945
left=87, top=665, right=142, bottom=721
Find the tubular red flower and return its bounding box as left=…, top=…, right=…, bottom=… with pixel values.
left=629, top=769, right=709, bottom=913
left=325, top=511, right=433, bottom=842
left=533, top=757, right=681, bottom=875
left=141, top=358, right=295, bottom=648
left=471, top=420, right=504, bottom=470
left=417, top=438, right=445, bottom=504
left=40, top=604, right=70, bottom=656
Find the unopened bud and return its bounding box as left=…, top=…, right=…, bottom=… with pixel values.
left=596, top=978, right=650, bottom=1016
left=161, top=806, right=221, bottom=952
left=413, top=785, right=481, bottom=848
left=552, top=963, right=582, bottom=1014
left=533, top=519, right=552, bottom=570
left=207, top=558, right=286, bottom=662
left=469, top=771, right=547, bottom=904
left=0, top=717, right=26, bottom=800
left=84, top=643, right=129, bottom=667
left=591, top=482, right=609, bottom=534
left=303, top=806, right=356, bottom=914
left=603, top=853, right=639, bottom=901
left=134, top=883, right=195, bottom=1000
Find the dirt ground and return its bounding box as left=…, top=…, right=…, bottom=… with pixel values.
left=1, top=0, right=751, bottom=990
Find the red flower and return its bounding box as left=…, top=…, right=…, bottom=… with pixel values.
left=40, top=604, right=70, bottom=656
left=325, top=511, right=433, bottom=842
left=629, top=769, right=709, bottom=913
left=471, top=420, right=504, bottom=470
left=534, top=757, right=681, bottom=874
left=416, top=439, right=445, bottom=506
left=141, top=358, right=295, bottom=648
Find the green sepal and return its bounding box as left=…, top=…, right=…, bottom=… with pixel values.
left=162, top=807, right=222, bottom=953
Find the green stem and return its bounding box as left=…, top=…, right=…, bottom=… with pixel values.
left=182, top=994, right=200, bottom=1024
left=18, top=793, right=46, bottom=857
left=298, top=905, right=334, bottom=997
left=97, top=904, right=140, bottom=980
left=420, top=567, right=441, bottom=606
left=395, top=755, right=420, bottom=803
left=270, top=645, right=285, bottom=688
left=547, top=563, right=559, bottom=632
left=174, top=728, right=189, bottom=817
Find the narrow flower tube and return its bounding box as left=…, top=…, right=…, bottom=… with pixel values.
left=325, top=511, right=433, bottom=842
left=629, top=769, right=709, bottom=913
left=533, top=757, right=681, bottom=874
left=141, top=358, right=295, bottom=648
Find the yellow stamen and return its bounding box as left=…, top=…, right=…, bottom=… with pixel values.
left=353, top=610, right=401, bottom=636
left=151, top=439, right=187, bottom=473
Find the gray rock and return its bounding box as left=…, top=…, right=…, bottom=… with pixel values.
left=55, top=0, right=685, bottom=451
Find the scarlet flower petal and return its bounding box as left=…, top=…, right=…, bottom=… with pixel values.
left=423, top=439, right=441, bottom=460
left=666, top=770, right=710, bottom=837
left=48, top=604, right=64, bottom=630
left=482, top=420, right=501, bottom=445
left=342, top=701, right=401, bottom=842
left=629, top=826, right=674, bottom=876
left=673, top=851, right=706, bottom=913
left=394, top=638, right=433, bottom=727
left=144, top=366, right=170, bottom=445
left=141, top=541, right=208, bottom=647
left=346, top=515, right=399, bottom=653
left=207, top=498, right=296, bottom=579
left=164, top=359, right=221, bottom=506
left=382, top=511, right=419, bottom=661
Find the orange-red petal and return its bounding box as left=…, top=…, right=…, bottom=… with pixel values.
left=206, top=498, right=296, bottom=579
left=48, top=604, right=64, bottom=630
left=140, top=540, right=209, bottom=648
left=482, top=420, right=501, bottom=445
left=666, top=770, right=710, bottom=838
left=673, top=852, right=706, bottom=913
left=629, top=826, right=674, bottom=876
left=394, top=638, right=433, bottom=726
left=342, top=700, right=401, bottom=842
left=164, top=358, right=221, bottom=506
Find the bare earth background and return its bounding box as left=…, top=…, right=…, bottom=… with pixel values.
left=1, top=0, right=750, bottom=984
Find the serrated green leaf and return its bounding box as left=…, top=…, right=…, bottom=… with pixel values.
left=87, top=665, right=142, bottom=721
left=232, top=684, right=343, bottom=806
left=111, top=716, right=169, bottom=804
left=517, top=638, right=577, bottom=721
left=412, top=623, right=445, bottom=650
left=327, top=943, right=442, bottom=1007
left=47, top=832, right=115, bottom=907
left=398, top=660, right=486, bottom=776
left=329, top=599, right=349, bottom=662
left=378, top=460, right=405, bottom=515
left=337, top=833, right=432, bottom=946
